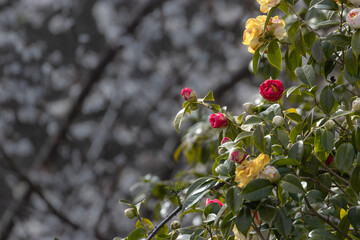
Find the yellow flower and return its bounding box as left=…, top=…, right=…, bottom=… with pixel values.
left=235, top=153, right=270, bottom=188
left=257, top=0, right=281, bottom=13
left=242, top=16, right=286, bottom=54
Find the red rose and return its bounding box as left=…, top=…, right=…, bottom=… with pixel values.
left=181, top=87, right=196, bottom=101
left=209, top=113, right=227, bottom=128
left=221, top=137, right=231, bottom=144
left=205, top=198, right=224, bottom=207
left=259, top=79, right=284, bottom=102
left=325, top=154, right=334, bottom=166
left=230, top=149, right=247, bottom=164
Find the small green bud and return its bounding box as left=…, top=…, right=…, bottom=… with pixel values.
left=171, top=221, right=181, bottom=230
left=353, top=98, right=360, bottom=114
left=273, top=116, right=285, bottom=127
left=124, top=208, right=136, bottom=219
left=189, top=103, right=198, bottom=111
left=324, top=120, right=336, bottom=130
left=243, top=102, right=255, bottom=115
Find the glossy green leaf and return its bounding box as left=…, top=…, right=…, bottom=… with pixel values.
left=252, top=124, right=265, bottom=153
left=326, top=34, right=351, bottom=47
left=253, top=48, right=260, bottom=77
left=312, top=39, right=324, bottom=63
left=235, top=206, right=252, bottom=237
left=128, top=227, right=146, bottom=240
left=335, top=143, right=355, bottom=173
left=271, top=158, right=300, bottom=166
left=348, top=206, right=360, bottom=230
left=329, top=194, right=348, bottom=209
left=274, top=208, right=292, bottom=237
left=336, top=215, right=350, bottom=240
left=308, top=229, right=337, bottom=240
left=226, top=186, right=243, bottom=213
left=203, top=91, right=215, bottom=101
left=289, top=141, right=304, bottom=162
left=295, top=65, right=315, bottom=86
left=268, top=40, right=282, bottom=71
left=280, top=174, right=305, bottom=194
left=290, top=124, right=302, bottom=143
left=350, top=165, right=360, bottom=193
left=241, top=179, right=273, bottom=201
left=321, top=129, right=334, bottom=152
left=345, top=49, right=358, bottom=76
left=259, top=204, right=276, bottom=223
left=352, top=29, right=360, bottom=57
left=295, top=28, right=307, bottom=56
left=320, top=86, right=334, bottom=113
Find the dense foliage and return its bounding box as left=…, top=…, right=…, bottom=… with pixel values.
left=118, top=0, right=360, bottom=239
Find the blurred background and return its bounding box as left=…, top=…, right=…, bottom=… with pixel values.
left=0, top=0, right=267, bottom=239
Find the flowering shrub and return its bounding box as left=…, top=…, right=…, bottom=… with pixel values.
left=117, top=0, right=360, bottom=239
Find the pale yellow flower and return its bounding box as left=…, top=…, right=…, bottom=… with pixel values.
left=235, top=153, right=270, bottom=188
left=257, top=0, right=281, bottom=13
left=242, top=16, right=286, bottom=54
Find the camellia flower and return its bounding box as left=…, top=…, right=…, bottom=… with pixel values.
left=257, top=0, right=281, bottom=13
left=259, top=79, right=284, bottom=102
left=235, top=153, right=270, bottom=188
left=259, top=165, right=280, bottom=183
left=229, top=149, right=247, bottom=164
left=181, top=87, right=196, bottom=101
left=243, top=15, right=286, bottom=53
left=209, top=113, right=227, bottom=128
left=347, top=8, right=360, bottom=29
left=325, top=154, right=334, bottom=166
left=205, top=198, right=224, bottom=207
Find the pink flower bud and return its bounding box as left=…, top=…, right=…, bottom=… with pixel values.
left=325, top=154, right=334, bottom=166
left=221, top=137, right=231, bottom=144
left=259, top=165, right=280, bottom=183
left=205, top=198, right=224, bottom=207
left=209, top=113, right=227, bottom=128
left=229, top=149, right=247, bottom=164
left=347, top=8, right=360, bottom=29
left=181, top=87, right=197, bottom=101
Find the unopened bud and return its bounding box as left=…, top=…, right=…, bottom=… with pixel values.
left=243, top=102, right=255, bottom=115
left=259, top=166, right=280, bottom=183
left=181, top=87, right=197, bottom=102
left=171, top=221, right=181, bottom=230
left=189, top=103, right=198, bottom=111
left=324, top=120, right=336, bottom=130
left=273, top=116, right=285, bottom=127
left=124, top=208, right=136, bottom=219
left=353, top=98, right=360, bottom=114
left=229, top=149, right=247, bottom=164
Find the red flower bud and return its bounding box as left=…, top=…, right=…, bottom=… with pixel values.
left=229, top=149, right=247, bottom=164
left=205, top=198, right=224, bottom=207
left=325, top=154, right=334, bottom=166
left=259, top=79, right=284, bottom=102
left=209, top=113, right=227, bottom=128
left=221, top=137, right=231, bottom=144
left=181, top=87, right=196, bottom=101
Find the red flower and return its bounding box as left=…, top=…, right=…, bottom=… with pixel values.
left=209, top=113, right=227, bottom=128
left=221, top=137, right=231, bottom=144
left=205, top=198, right=224, bottom=207
left=230, top=149, right=247, bottom=164
left=325, top=154, right=334, bottom=166
left=259, top=79, right=284, bottom=102
left=181, top=87, right=196, bottom=101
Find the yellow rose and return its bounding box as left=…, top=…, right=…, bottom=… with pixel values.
left=257, top=0, right=281, bottom=13
left=242, top=15, right=286, bottom=53
left=235, top=153, right=270, bottom=188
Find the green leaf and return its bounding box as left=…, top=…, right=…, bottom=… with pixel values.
left=234, top=131, right=253, bottom=142
left=312, top=0, right=338, bottom=10
left=326, top=34, right=351, bottom=47
left=136, top=218, right=154, bottom=232
left=235, top=206, right=252, bottom=237
left=280, top=174, right=305, bottom=194
left=128, top=227, right=146, bottom=240
left=289, top=141, right=304, bottom=162
left=263, top=7, right=278, bottom=33
left=345, top=49, right=358, bottom=76
left=252, top=125, right=265, bottom=153
left=352, top=29, right=360, bottom=57
left=336, top=215, right=350, bottom=240
left=295, top=65, right=316, bottom=86
left=174, top=108, right=186, bottom=133
left=274, top=208, right=292, bottom=237
left=259, top=204, right=276, bottom=223
left=271, top=158, right=300, bottom=166
left=332, top=84, right=346, bottom=103
left=241, top=179, right=273, bottom=201
left=183, top=178, right=216, bottom=209
left=267, top=40, right=282, bottom=71
left=226, top=186, right=243, bottom=213
left=290, top=124, right=302, bottom=143
left=308, top=229, right=337, bottom=240
left=329, top=110, right=353, bottom=120
left=315, top=20, right=339, bottom=29
left=348, top=206, right=360, bottom=230
left=320, top=86, right=335, bottom=113
left=312, top=40, right=324, bottom=63
left=288, top=21, right=300, bottom=42
left=350, top=165, right=360, bottom=193
left=285, top=112, right=302, bottom=123
left=242, top=116, right=262, bottom=126
left=295, top=28, right=307, bottom=57
left=335, top=143, right=355, bottom=173
left=321, top=129, right=334, bottom=152
left=253, top=48, right=260, bottom=77
left=203, top=91, right=215, bottom=101
left=306, top=190, right=326, bottom=203
left=329, top=194, right=348, bottom=209
left=355, top=126, right=360, bottom=152
left=286, top=84, right=305, bottom=98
